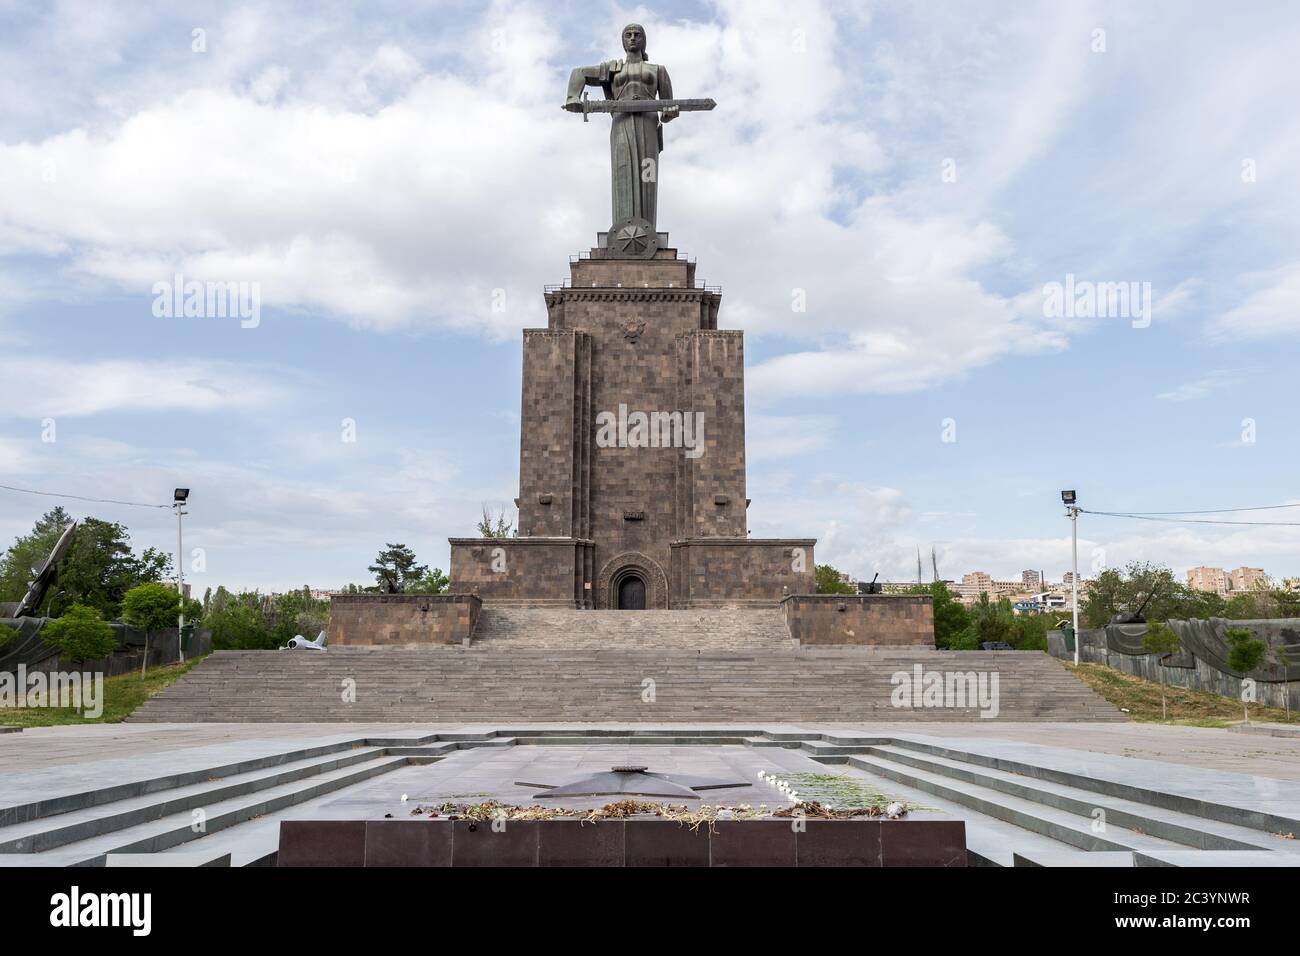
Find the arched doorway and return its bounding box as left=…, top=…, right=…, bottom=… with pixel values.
left=617, top=573, right=647, bottom=610
left=597, top=552, right=668, bottom=609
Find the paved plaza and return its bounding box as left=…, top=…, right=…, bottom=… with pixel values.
left=5, top=721, right=1299, bottom=778
left=2, top=722, right=1298, bottom=868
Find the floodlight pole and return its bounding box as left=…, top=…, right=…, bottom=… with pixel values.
left=175, top=499, right=185, bottom=662
left=1069, top=505, right=1080, bottom=666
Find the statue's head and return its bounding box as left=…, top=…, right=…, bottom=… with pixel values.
left=621, top=22, right=647, bottom=57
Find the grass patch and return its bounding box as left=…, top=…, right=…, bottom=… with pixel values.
left=0, top=657, right=206, bottom=727
left=1063, top=660, right=1300, bottom=727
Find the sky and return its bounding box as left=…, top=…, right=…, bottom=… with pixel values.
left=1, top=0, right=1298, bottom=592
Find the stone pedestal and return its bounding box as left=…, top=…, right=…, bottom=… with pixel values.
left=449, top=237, right=815, bottom=608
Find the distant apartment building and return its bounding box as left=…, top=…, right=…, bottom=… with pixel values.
left=1230, top=567, right=1267, bottom=592
left=1035, top=591, right=1070, bottom=611
left=1186, top=566, right=1229, bottom=595
left=1185, top=566, right=1268, bottom=595
left=955, top=571, right=1027, bottom=604
left=1022, top=569, right=1043, bottom=590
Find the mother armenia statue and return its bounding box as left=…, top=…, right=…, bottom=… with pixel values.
left=564, top=23, right=714, bottom=252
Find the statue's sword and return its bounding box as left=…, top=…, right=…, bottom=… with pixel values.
left=566, top=91, right=717, bottom=122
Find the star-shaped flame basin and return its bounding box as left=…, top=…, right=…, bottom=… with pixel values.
left=514, top=766, right=751, bottom=800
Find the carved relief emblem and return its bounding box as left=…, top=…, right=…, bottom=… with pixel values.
left=623, top=319, right=646, bottom=343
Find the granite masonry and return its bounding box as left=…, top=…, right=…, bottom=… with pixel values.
left=328, top=235, right=935, bottom=647
left=448, top=240, right=815, bottom=611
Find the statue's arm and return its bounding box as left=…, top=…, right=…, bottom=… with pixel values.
left=658, top=66, right=678, bottom=123
left=565, top=60, right=620, bottom=110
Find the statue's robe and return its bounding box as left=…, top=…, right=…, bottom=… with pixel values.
left=565, top=59, right=673, bottom=228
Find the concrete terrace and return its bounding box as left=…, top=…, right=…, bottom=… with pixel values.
left=1, top=722, right=1298, bottom=868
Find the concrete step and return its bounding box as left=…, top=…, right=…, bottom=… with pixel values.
left=7, top=755, right=413, bottom=866
left=1013, top=849, right=1135, bottom=867
left=860, top=745, right=1285, bottom=851
left=130, top=646, right=1124, bottom=723
left=106, top=851, right=232, bottom=867
left=847, top=753, right=1191, bottom=854
left=0, top=747, right=392, bottom=853
left=0, top=738, right=381, bottom=827
left=888, top=737, right=1300, bottom=835
left=470, top=608, right=794, bottom=650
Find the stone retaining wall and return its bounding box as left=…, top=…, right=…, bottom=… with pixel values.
left=782, top=595, right=935, bottom=647
left=1048, top=619, right=1300, bottom=711
left=278, top=817, right=966, bottom=867
left=327, top=594, right=481, bottom=646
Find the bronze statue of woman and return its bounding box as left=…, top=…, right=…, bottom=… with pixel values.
left=565, top=23, right=678, bottom=230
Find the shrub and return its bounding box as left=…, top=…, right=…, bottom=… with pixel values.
left=122, top=583, right=181, bottom=677
left=1225, top=627, right=1268, bottom=724
left=41, top=604, right=118, bottom=665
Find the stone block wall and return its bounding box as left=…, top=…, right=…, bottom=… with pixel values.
left=450, top=538, right=593, bottom=608
left=782, top=595, right=935, bottom=647
left=517, top=330, right=590, bottom=539
left=327, top=594, right=482, bottom=646
left=458, top=240, right=817, bottom=610
left=670, top=539, right=816, bottom=607
left=675, top=331, right=747, bottom=539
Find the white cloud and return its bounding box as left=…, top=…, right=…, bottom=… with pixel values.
left=0, top=358, right=295, bottom=418
left=1156, top=368, right=1246, bottom=402
left=1208, top=263, right=1300, bottom=341
left=0, top=0, right=1094, bottom=385
left=746, top=414, right=836, bottom=462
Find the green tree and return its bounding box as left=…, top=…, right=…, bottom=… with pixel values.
left=0, top=506, right=74, bottom=604
left=1277, top=644, right=1296, bottom=720
left=266, top=587, right=330, bottom=647
left=1082, top=561, right=1221, bottom=627
left=1142, top=622, right=1181, bottom=720
left=907, top=581, right=971, bottom=649
left=1008, top=612, right=1050, bottom=651
left=207, top=596, right=274, bottom=650
left=0, top=623, right=18, bottom=654
left=41, top=603, right=117, bottom=665
left=407, top=568, right=450, bottom=594
left=1223, top=578, right=1300, bottom=620
left=961, top=593, right=1015, bottom=648
left=476, top=507, right=515, bottom=538
left=122, top=582, right=181, bottom=677
left=0, top=507, right=177, bottom=619
left=368, top=544, right=428, bottom=593
left=1225, top=627, right=1267, bottom=724
left=814, top=564, right=855, bottom=595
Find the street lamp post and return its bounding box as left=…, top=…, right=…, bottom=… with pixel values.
left=1062, top=490, right=1080, bottom=666
left=174, top=488, right=189, bottom=662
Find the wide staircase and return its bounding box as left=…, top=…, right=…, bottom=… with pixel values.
left=130, top=608, right=1122, bottom=723
left=471, top=607, right=794, bottom=650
